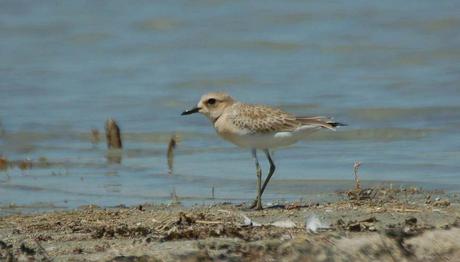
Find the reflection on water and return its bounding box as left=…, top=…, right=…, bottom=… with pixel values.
left=1, top=0, right=460, bottom=214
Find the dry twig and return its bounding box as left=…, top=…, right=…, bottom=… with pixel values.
left=167, top=134, right=176, bottom=175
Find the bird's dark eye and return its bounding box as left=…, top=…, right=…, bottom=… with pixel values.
left=207, top=98, right=216, bottom=105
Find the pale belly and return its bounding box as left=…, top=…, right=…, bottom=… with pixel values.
left=217, top=128, right=319, bottom=149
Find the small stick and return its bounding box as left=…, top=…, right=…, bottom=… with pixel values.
left=211, top=186, right=215, bottom=200
left=105, top=118, right=122, bottom=149
left=403, top=187, right=408, bottom=212
left=34, top=239, right=51, bottom=261
left=167, top=134, right=176, bottom=175
left=170, top=187, right=180, bottom=204
left=195, top=220, right=223, bottom=224
left=353, top=161, right=361, bottom=190
left=391, top=208, right=421, bottom=213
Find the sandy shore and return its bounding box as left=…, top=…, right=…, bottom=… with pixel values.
left=1, top=186, right=459, bottom=261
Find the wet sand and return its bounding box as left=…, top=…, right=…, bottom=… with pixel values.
left=1, top=186, right=459, bottom=261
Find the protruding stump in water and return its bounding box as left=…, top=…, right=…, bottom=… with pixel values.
left=167, top=134, right=176, bottom=175
left=105, top=119, right=122, bottom=149
left=105, top=118, right=122, bottom=164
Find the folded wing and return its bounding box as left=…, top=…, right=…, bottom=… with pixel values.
left=231, top=104, right=345, bottom=134
left=295, top=116, right=346, bottom=131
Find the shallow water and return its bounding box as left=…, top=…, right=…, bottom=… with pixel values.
left=1, top=1, right=460, bottom=214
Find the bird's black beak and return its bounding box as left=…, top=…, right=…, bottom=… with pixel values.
left=181, top=107, right=201, bottom=116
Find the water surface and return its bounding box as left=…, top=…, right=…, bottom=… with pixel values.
left=1, top=1, right=460, bottom=214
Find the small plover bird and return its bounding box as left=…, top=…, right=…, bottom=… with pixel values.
left=182, top=92, right=345, bottom=210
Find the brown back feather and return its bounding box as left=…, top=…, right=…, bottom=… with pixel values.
left=231, top=104, right=300, bottom=133
left=230, top=104, right=338, bottom=133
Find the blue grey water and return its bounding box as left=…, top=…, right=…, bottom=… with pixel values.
left=1, top=1, right=460, bottom=214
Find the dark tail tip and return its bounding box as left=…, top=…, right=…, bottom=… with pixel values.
left=330, top=122, right=347, bottom=127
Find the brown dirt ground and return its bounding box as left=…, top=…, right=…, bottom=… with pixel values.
left=1, top=187, right=460, bottom=261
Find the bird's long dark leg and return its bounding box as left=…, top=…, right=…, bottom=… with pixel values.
left=250, top=149, right=263, bottom=210
left=250, top=149, right=276, bottom=208
left=260, top=149, right=276, bottom=195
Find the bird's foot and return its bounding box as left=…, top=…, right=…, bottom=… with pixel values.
left=248, top=199, right=263, bottom=210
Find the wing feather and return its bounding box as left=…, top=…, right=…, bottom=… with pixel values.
left=296, top=116, right=346, bottom=130
left=229, top=103, right=345, bottom=134
left=230, top=104, right=300, bottom=133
